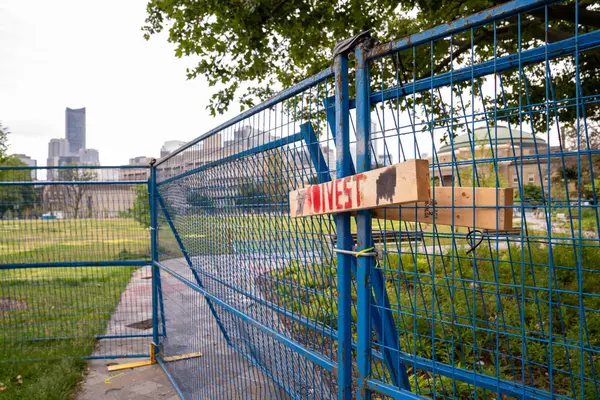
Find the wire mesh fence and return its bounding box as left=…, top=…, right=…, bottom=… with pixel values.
left=0, top=166, right=152, bottom=361
left=357, top=0, right=600, bottom=398
left=1, top=1, right=599, bottom=399
left=153, top=0, right=600, bottom=399
left=154, top=70, right=341, bottom=398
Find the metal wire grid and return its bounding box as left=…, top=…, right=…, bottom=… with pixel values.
left=154, top=76, right=344, bottom=398
left=0, top=265, right=152, bottom=360
left=0, top=166, right=152, bottom=361
left=0, top=0, right=584, bottom=397
left=155, top=259, right=317, bottom=399
left=152, top=1, right=600, bottom=398
left=359, top=1, right=600, bottom=398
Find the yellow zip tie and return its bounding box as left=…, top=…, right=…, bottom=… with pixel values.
left=355, top=247, right=374, bottom=258
left=105, top=372, right=124, bottom=384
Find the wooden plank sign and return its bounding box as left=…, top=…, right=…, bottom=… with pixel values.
left=289, top=159, right=431, bottom=218
left=371, top=187, right=514, bottom=231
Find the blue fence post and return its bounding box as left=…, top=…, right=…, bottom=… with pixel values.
left=334, top=52, right=353, bottom=400
left=149, top=161, right=160, bottom=349
left=355, top=43, right=373, bottom=400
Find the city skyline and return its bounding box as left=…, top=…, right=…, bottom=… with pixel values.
left=45, top=107, right=100, bottom=179
left=0, top=0, right=238, bottom=169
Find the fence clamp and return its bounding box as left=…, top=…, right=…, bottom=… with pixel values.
left=332, top=30, right=376, bottom=59
left=334, top=247, right=383, bottom=260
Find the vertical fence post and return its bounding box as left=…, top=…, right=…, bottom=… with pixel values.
left=334, top=52, right=353, bottom=400
left=149, top=161, right=159, bottom=349
left=355, top=43, right=372, bottom=400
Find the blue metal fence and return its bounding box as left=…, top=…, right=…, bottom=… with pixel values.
left=0, top=166, right=153, bottom=361
left=2, top=1, right=599, bottom=399
left=152, top=0, right=600, bottom=398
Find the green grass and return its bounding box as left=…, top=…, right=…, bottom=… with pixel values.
left=269, top=241, right=600, bottom=399
left=0, top=217, right=149, bottom=400
left=158, top=213, right=459, bottom=258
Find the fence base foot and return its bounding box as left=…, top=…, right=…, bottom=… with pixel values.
left=106, top=344, right=203, bottom=371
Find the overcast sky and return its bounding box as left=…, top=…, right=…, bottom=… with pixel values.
left=0, top=0, right=238, bottom=167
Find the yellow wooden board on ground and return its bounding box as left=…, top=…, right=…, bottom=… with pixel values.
left=289, top=159, right=431, bottom=218
left=107, top=343, right=204, bottom=372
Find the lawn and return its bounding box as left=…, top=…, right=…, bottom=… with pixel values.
left=0, top=217, right=149, bottom=400
left=267, top=240, right=600, bottom=399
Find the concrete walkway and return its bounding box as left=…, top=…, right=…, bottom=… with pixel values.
left=77, top=359, right=178, bottom=400
left=77, top=265, right=177, bottom=399
left=77, top=260, right=293, bottom=399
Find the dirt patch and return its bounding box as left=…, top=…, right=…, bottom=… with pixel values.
left=126, top=318, right=153, bottom=330
left=0, top=298, right=27, bottom=312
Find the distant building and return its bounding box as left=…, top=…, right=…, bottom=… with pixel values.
left=160, top=140, right=186, bottom=158
left=55, top=155, right=80, bottom=166
left=41, top=184, right=135, bottom=219
left=95, top=169, right=119, bottom=181
left=129, top=156, right=153, bottom=166
left=120, top=156, right=152, bottom=181
left=47, top=107, right=101, bottom=179
left=12, top=154, right=37, bottom=180
left=232, top=126, right=273, bottom=150
left=377, top=153, right=393, bottom=167
left=288, top=144, right=336, bottom=184
left=78, top=148, right=100, bottom=166
left=66, top=107, right=86, bottom=153
left=432, top=126, right=567, bottom=190
left=48, top=138, right=69, bottom=159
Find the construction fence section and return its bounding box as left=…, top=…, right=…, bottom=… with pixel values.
left=0, top=166, right=152, bottom=361
left=1, top=1, right=600, bottom=399
left=152, top=0, right=600, bottom=398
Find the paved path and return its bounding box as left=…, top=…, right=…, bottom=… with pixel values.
left=77, top=266, right=177, bottom=399
left=78, top=359, right=178, bottom=400
left=77, top=260, right=294, bottom=399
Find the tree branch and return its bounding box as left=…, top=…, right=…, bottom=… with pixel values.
left=530, top=5, right=600, bottom=29
left=434, top=25, right=513, bottom=74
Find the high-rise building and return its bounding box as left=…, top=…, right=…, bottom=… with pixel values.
left=66, top=107, right=86, bottom=153
left=48, top=138, right=69, bottom=159
left=12, top=154, right=37, bottom=180
left=47, top=107, right=100, bottom=179
left=47, top=138, right=70, bottom=180
left=121, top=156, right=153, bottom=181
left=78, top=148, right=100, bottom=166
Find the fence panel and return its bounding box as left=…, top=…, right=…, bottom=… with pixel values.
left=152, top=1, right=600, bottom=398
left=0, top=166, right=152, bottom=361
left=154, top=71, right=343, bottom=398
left=2, top=0, right=592, bottom=398
left=353, top=0, right=600, bottom=399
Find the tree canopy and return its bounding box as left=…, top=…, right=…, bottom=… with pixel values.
left=0, top=121, right=10, bottom=163
left=143, top=0, right=600, bottom=134
left=0, top=157, right=38, bottom=218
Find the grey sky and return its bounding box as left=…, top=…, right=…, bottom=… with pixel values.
left=0, top=0, right=237, bottom=167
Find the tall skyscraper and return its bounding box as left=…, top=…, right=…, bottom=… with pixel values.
left=46, top=107, right=100, bottom=180
left=65, top=107, right=86, bottom=153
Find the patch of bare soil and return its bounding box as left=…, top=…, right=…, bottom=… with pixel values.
left=0, top=298, right=27, bottom=312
